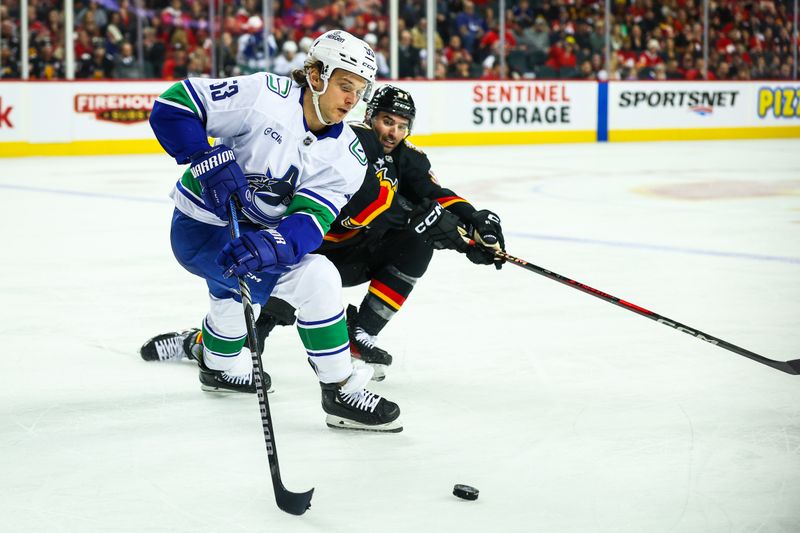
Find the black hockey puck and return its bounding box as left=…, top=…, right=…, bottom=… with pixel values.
left=453, top=484, right=479, bottom=500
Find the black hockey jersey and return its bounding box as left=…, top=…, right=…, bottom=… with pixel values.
left=319, top=126, right=476, bottom=250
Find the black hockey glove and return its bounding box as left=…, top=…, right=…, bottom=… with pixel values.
left=466, top=209, right=505, bottom=269
left=409, top=199, right=469, bottom=252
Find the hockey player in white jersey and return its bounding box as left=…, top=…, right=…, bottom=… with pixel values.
left=148, top=29, right=401, bottom=432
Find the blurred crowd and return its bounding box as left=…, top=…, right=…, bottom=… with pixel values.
left=0, top=0, right=797, bottom=81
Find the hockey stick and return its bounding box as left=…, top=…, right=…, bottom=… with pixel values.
left=490, top=246, right=800, bottom=375
left=227, top=199, right=314, bottom=515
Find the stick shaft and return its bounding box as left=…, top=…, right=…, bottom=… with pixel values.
left=496, top=249, right=800, bottom=375
left=227, top=199, right=313, bottom=514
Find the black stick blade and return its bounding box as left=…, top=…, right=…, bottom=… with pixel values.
left=276, top=487, right=314, bottom=516
left=781, top=358, right=800, bottom=376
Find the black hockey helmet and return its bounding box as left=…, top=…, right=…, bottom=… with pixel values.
left=365, top=85, right=416, bottom=131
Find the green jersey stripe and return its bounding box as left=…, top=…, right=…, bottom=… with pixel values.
left=284, top=194, right=337, bottom=236
left=159, top=82, right=200, bottom=117
left=179, top=167, right=204, bottom=198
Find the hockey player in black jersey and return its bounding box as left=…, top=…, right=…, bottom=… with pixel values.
left=141, top=85, right=505, bottom=383
left=311, top=85, right=505, bottom=379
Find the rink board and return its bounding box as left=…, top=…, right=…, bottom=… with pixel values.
left=607, top=81, right=800, bottom=142
left=0, top=79, right=798, bottom=156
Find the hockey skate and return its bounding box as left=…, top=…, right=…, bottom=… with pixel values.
left=139, top=329, right=201, bottom=362
left=346, top=305, right=393, bottom=381
left=197, top=352, right=271, bottom=394
left=320, top=366, right=402, bottom=432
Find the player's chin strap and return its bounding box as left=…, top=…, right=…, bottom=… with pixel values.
left=305, top=74, right=335, bottom=126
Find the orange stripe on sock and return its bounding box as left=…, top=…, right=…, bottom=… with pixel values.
left=368, top=279, right=405, bottom=310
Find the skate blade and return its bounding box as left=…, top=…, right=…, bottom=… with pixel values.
left=200, top=384, right=274, bottom=394
left=140, top=351, right=185, bottom=363
left=325, top=415, right=403, bottom=433
left=368, top=364, right=387, bottom=381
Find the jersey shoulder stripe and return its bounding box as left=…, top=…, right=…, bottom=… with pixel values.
left=182, top=80, right=207, bottom=123
left=157, top=82, right=200, bottom=117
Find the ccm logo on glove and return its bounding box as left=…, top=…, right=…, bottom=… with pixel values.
left=413, top=202, right=444, bottom=234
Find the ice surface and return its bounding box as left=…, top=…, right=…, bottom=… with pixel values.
left=1, top=139, right=799, bottom=533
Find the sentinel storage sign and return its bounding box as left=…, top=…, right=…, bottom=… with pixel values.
left=391, top=80, right=597, bottom=142
left=608, top=81, right=800, bottom=140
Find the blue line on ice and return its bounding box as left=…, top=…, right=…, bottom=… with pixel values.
left=509, top=231, right=800, bottom=265
left=3, top=183, right=797, bottom=265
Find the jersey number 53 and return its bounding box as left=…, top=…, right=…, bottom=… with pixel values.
left=210, top=80, right=239, bottom=101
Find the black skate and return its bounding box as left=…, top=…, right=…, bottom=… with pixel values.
left=139, top=329, right=201, bottom=362
left=197, top=353, right=271, bottom=394
left=346, top=305, right=393, bottom=381
left=320, top=367, right=402, bottom=432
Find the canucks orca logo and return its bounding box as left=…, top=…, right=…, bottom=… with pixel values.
left=243, top=165, right=300, bottom=225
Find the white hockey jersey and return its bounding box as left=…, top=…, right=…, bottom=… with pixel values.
left=152, top=73, right=368, bottom=243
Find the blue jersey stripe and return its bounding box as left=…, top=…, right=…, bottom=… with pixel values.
left=183, top=79, right=207, bottom=124
left=176, top=180, right=208, bottom=211
left=296, top=188, right=340, bottom=217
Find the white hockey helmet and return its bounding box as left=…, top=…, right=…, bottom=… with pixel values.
left=306, top=29, right=377, bottom=102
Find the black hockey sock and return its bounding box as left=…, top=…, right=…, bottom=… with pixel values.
left=356, top=294, right=392, bottom=336
left=358, top=264, right=423, bottom=335
left=255, top=297, right=297, bottom=354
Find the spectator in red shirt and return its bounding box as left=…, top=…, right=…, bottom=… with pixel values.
left=161, top=45, right=188, bottom=79
left=74, top=28, right=94, bottom=59
left=685, top=58, right=715, bottom=80
left=442, top=34, right=472, bottom=65
left=638, top=39, right=664, bottom=68
left=616, top=37, right=637, bottom=65
left=546, top=36, right=577, bottom=72
left=480, top=26, right=518, bottom=51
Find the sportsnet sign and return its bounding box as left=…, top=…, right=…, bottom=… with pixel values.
left=609, top=81, right=800, bottom=136
left=75, top=93, right=158, bottom=124
left=618, top=89, right=740, bottom=116
left=610, top=83, right=747, bottom=129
